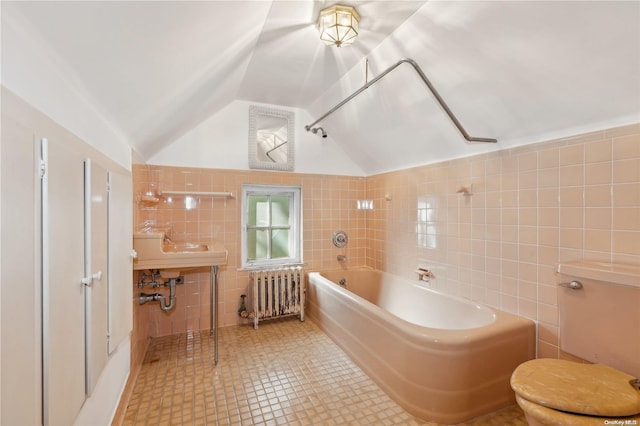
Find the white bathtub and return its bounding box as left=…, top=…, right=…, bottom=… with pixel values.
left=307, top=268, right=535, bottom=424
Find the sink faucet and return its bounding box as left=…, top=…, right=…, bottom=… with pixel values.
left=337, top=254, right=347, bottom=262
left=163, top=234, right=172, bottom=244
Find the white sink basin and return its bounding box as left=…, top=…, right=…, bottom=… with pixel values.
left=133, top=232, right=227, bottom=270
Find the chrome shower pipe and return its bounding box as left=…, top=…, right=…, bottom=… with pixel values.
left=304, top=58, right=497, bottom=144
left=309, top=127, right=327, bottom=138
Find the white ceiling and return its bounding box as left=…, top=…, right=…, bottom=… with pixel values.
left=2, top=1, right=639, bottom=174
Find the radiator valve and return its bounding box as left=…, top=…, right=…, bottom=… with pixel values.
left=238, top=294, right=248, bottom=317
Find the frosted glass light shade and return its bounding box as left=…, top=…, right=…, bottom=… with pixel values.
left=318, top=5, right=360, bottom=47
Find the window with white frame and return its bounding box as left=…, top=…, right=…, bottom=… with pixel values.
left=241, top=184, right=302, bottom=268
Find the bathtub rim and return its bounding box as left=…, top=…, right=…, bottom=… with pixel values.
left=316, top=267, right=496, bottom=324
left=308, top=268, right=534, bottom=347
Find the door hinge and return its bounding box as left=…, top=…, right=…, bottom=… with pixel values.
left=39, top=160, right=47, bottom=178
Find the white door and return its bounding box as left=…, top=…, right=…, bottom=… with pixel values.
left=107, top=170, right=133, bottom=354
left=84, top=159, right=109, bottom=396
left=41, top=138, right=86, bottom=425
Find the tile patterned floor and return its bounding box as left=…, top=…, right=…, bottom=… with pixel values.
left=122, top=319, right=527, bottom=425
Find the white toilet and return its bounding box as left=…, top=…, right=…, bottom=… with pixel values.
left=510, top=262, right=640, bottom=425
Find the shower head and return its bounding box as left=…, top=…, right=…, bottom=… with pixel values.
left=311, top=127, right=327, bottom=138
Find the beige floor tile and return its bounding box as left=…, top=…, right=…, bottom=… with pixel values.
left=122, top=319, right=525, bottom=425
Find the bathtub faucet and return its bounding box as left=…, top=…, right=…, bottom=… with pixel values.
left=337, top=254, right=347, bottom=263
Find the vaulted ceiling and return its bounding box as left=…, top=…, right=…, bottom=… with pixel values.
left=2, top=1, right=639, bottom=174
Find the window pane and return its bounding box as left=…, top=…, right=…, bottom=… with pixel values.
left=242, top=184, right=301, bottom=268
left=271, top=195, right=290, bottom=226
left=247, top=229, right=269, bottom=260
left=248, top=195, right=269, bottom=227
left=271, top=229, right=290, bottom=259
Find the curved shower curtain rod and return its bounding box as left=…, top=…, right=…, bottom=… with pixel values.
left=304, top=58, right=497, bottom=143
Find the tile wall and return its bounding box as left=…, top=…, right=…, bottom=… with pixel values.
left=131, top=166, right=367, bottom=362
left=132, top=123, right=639, bottom=363
left=366, top=123, right=640, bottom=358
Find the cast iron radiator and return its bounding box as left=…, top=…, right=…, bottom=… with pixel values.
left=249, top=267, right=305, bottom=329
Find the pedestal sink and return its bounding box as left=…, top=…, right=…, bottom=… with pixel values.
left=133, top=231, right=227, bottom=365
left=133, top=232, right=227, bottom=270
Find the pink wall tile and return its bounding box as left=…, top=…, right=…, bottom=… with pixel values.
left=559, top=144, right=584, bottom=166
left=133, top=167, right=367, bottom=337
left=132, top=123, right=640, bottom=363
left=363, top=124, right=639, bottom=359
left=538, top=322, right=559, bottom=346
left=538, top=341, right=560, bottom=359
left=613, top=159, right=640, bottom=183
left=585, top=140, right=612, bottom=163
left=612, top=134, right=640, bottom=159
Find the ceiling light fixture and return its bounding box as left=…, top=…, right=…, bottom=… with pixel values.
left=317, top=4, right=360, bottom=47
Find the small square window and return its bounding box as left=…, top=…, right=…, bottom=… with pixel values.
left=242, top=185, right=302, bottom=268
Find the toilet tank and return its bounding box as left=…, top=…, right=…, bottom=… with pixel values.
left=557, top=261, right=640, bottom=378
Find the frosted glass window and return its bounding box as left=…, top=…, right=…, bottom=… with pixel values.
left=242, top=185, right=302, bottom=268
left=271, top=229, right=290, bottom=259
left=271, top=195, right=290, bottom=226
left=247, top=229, right=268, bottom=260
left=248, top=196, right=269, bottom=227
